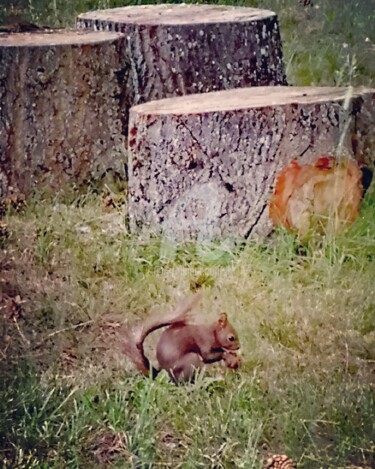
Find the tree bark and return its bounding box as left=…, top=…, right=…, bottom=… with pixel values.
left=128, top=86, right=375, bottom=240
left=77, top=4, right=287, bottom=135
left=0, top=30, right=127, bottom=197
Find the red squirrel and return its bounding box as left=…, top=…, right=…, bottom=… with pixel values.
left=122, top=292, right=241, bottom=382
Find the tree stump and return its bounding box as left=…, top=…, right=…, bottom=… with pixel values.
left=128, top=86, right=375, bottom=240
left=0, top=30, right=126, bottom=197
left=77, top=4, right=287, bottom=135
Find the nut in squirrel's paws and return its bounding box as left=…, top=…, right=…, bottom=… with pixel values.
left=223, top=350, right=241, bottom=369
left=265, top=454, right=296, bottom=469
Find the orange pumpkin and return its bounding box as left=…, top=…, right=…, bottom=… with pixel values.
left=269, top=157, right=363, bottom=237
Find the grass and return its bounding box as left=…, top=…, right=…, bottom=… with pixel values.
left=1, top=0, right=375, bottom=467
left=1, top=185, right=374, bottom=468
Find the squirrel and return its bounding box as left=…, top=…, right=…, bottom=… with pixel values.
left=122, top=292, right=241, bottom=382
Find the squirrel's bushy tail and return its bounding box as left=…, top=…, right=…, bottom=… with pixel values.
left=122, top=292, right=203, bottom=377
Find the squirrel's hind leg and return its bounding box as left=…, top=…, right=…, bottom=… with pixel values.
left=168, top=352, right=203, bottom=383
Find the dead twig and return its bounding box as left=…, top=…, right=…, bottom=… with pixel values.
left=33, top=320, right=95, bottom=348
left=13, top=317, right=30, bottom=346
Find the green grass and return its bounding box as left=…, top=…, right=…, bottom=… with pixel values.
left=1, top=0, right=375, bottom=467
left=1, top=186, right=374, bottom=468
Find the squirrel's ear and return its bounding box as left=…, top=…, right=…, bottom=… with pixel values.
left=217, top=312, right=228, bottom=327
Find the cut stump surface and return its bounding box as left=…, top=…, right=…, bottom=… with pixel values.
left=128, top=86, right=375, bottom=240
left=77, top=4, right=287, bottom=134
left=0, top=30, right=126, bottom=197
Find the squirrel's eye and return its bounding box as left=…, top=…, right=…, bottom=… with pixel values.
left=228, top=335, right=235, bottom=342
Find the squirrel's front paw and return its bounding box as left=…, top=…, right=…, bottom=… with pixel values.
left=224, top=350, right=241, bottom=369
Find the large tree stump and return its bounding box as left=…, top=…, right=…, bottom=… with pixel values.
left=0, top=30, right=126, bottom=197
left=128, top=86, right=375, bottom=240
left=77, top=4, right=287, bottom=135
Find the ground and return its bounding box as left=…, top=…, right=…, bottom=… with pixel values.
left=0, top=0, right=375, bottom=467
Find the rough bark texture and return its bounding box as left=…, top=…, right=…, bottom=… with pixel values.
left=77, top=4, right=287, bottom=135
left=0, top=30, right=127, bottom=197
left=128, top=86, right=375, bottom=240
